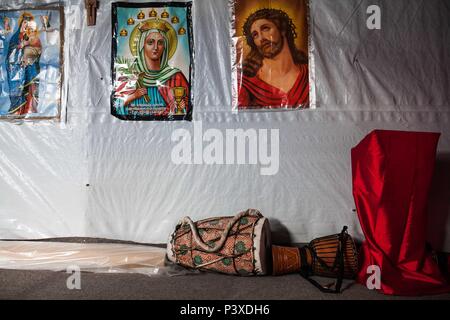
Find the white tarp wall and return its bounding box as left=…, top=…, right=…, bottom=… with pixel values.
left=1, top=0, right=449, bottom=250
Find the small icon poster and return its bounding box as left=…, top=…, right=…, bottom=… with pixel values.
left=111, top=2, right=193, bottom=121
left=0, top=6, right=64, bottom=120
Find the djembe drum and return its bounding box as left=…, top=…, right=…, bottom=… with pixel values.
left=167, top=210, right=358, bottom=293
left=166, top=209, right=272, bottom=276
left=272, top=226, right=359, bottom=293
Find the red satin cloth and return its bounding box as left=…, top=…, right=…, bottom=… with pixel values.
left=352, top=130, right=450, bottom=296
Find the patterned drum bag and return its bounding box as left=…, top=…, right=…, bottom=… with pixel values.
left=166, top=209, right=272, bottom=276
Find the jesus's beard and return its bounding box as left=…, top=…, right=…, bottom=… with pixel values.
left=257, top=37, right=284, bottom=59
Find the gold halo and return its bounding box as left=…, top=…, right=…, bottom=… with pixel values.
left=129, top=18, right=178, bottom=60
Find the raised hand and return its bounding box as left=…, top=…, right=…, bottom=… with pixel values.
left=124, top=87, right=148, bottom=106
left=133, top=87, right=147, bottom=100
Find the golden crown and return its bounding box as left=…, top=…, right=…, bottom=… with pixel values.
left=138, top=20, right=170, bottom=33
left=161, top=9, right=169, bottom=19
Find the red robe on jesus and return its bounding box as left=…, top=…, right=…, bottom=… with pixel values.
left=238, top=63, right=309, bottom=109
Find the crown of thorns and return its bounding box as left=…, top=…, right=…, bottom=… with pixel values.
left=243, top=8, right=298, bottom=40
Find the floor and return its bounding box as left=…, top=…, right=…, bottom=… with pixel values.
left=1, top=268, right=450, bottom=300
left=1, top=238, right=449, bottom=300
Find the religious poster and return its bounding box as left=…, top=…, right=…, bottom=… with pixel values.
left=0, top=6, right=63, bottom=120
left=230, top=0, right=310, bottom=111
left=111, top=2, right=193, bottom=121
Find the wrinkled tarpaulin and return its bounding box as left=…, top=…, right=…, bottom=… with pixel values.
left=0, top=0, right=449, bottom=252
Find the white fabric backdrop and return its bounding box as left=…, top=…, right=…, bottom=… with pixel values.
left=1, top=0, right=449, bottom=251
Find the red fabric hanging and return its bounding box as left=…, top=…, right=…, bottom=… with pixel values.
left=351, top=130, right=450, bottom=296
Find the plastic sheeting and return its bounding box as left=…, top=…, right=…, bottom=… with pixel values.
left=0, top=240, right=183, bottom=275
left=0, top=0, right=449, bottom=252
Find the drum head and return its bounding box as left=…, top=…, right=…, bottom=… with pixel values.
left=254, top=218, right=272, bottom=275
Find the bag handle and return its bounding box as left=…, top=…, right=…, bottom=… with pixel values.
left=177, top=209, right=262, bottom=253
